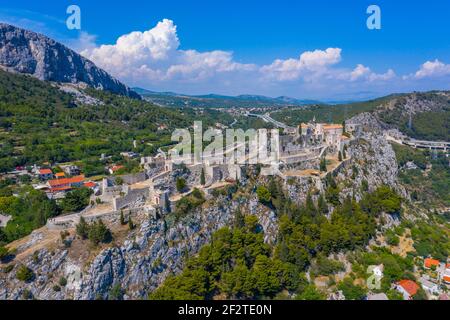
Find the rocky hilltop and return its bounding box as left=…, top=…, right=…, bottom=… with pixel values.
left=0, top=23, right=140, bottom=99
left=0, top=133, right=403, bottom=300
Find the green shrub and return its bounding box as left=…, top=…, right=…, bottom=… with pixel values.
left=176, top=178, right=187, bottom=193
left=2, top=264, right=14, bottom=274
left=256, top=186, right=271, bottom=205
left=21, top=289, right=33, bottom=300
left=0, top=246, right=9, bottom=261
left=59, top=277, right=67, bottom=287
left=337, top=278, right=367, bottom=300
left=87, top=220, right=112, bottom=245
left=16, top=265, right=34, bottom=282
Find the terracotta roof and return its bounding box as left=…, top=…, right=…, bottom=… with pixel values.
left=84, top=182, right=96, bottom=188
left=323, top=124, right=344, bottom=130
left=444, top=276, right=450, bottom=284
left=424, top=258, right=440, bottom=269
left=39, top=169, right=52, bottom=175
left=48, top=175, right=85, bottom=188
left=111, top=165, right=125, bottom=172
left=50, top=186, right=72, bottom=193
left=55, top=172, right=65, bottom=178
left=398, top=280, right=419, bottom=296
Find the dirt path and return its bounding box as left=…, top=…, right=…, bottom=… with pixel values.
left=6, top=227, right=63, bottom=263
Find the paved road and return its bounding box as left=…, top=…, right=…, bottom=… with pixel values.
left=386, top=134, right=449, bottom=151
left=247, top=112, right=291, bottom=129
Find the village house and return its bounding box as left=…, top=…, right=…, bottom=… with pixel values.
left=120, top=151, right=139, bottom=159
left=47, top=175, right=85, bottom=193
left=109, top=165, right=125, bottom=175
left=424, top=258, right=440, bottom=270
left=55, top=172, right=65, bottom=179
left=444, top=264, right=450, bottom=285
left=38, top=168, right=53, bottom=180
left=419, top=277, right=440, bottom=297
left=83, top=181, right=99, bottom=194
left=61, top=165, right=80, bottom=177
left=395, top=280, right=420, bottom=300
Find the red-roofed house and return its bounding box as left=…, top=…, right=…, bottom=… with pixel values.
left=39, top=168, right=53, bottom=180
left=109, top=165, right=125, bottom=175
left=444, top=264, right=450, bottom=285
left=84, top=181, right=97, bottom=189
left=48, top=175, right=85, bottom=193
left=424, top=258, right=440, bottom=269
left=395, top=280, right=420, bottom=300
left=55, top=172, right=65, bottom=179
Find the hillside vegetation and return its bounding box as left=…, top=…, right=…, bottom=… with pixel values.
left=0, top=70, right=231, bottom=173
left=273, top=91, right=450, bottom=141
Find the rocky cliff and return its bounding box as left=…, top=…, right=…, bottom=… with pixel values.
left=0, top=23, right=140, bottom=99
left=0, top=193, right=278, bottom=300
left=0, top=129, right=405, bottom=300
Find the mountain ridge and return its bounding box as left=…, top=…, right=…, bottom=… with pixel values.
left=132, top=87, right=322, bottom=107
left=0, top=23, right=140, bottom=99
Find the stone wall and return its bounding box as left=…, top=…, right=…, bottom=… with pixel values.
left=113, top=188, right=149, bottom=211
left=120, top=172, right=147, bottom=185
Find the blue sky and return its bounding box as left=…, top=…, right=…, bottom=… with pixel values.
left=1, top=0, right=450, bottom=100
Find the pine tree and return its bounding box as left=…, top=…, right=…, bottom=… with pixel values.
left=128, top=216, right=135, bottom=230
left=88, top=220, right=111, bottom=245
left=318, top=194, right=328, bottom=214
left=305, top=193, right=317, bottom=216
left=176, top=178, right=187, bottom=192
left=76, top=216, right=89, bottom=239
left=234, top=208, right=245, bottom=229
left=200, top=168, right=206, bottom=186
left=120, top=210, right=126, bottom=225
left=320, top=157, right=327, bottom=172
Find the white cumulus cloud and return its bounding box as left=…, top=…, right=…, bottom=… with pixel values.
left=413, top=59, right=450, bottom=79
left=81, top=19, right=255, bottom=84
left=347, top=64, right=395, bottom=82
left=259, top=48, right=342, bottom=81
left=76, top=19, right=450, bottom=99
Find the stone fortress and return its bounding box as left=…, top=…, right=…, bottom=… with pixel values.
left=47, top=118, right=353, bottom=230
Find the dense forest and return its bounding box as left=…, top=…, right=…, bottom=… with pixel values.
left=149, top=179, right=411, bottom=300
left=392, top=143, right=450, bottom=207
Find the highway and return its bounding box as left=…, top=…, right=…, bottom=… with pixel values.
left=247, top=112, right=291, bottom=130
